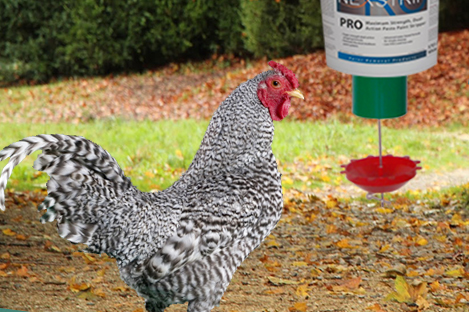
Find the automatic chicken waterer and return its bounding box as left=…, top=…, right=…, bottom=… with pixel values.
left=320, top=0, right=439, bottom=205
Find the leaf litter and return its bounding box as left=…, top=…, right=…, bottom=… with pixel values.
left=1, top=185, right=468, bottom=311
left=0, top=31, right=467, bottom=129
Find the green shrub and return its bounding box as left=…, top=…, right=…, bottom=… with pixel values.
left=439, top=0, right=469, bottom=32
left=240, top=0, right=323, bottom=58
left=0, top=0, right=243, bottom=83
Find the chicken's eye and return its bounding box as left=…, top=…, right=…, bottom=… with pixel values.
left=271, top=80, right=281, bottom=88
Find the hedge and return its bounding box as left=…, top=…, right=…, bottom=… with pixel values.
left=0, top=0, right=466, bottom=83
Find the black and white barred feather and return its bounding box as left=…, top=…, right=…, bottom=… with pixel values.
left=0, top=69, right=286, bottom=312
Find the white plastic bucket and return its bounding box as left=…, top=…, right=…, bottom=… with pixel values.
left=321, top=0, right=439, bottom=77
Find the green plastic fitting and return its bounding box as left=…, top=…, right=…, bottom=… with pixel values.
left=352, top=76, right=407, bottom=119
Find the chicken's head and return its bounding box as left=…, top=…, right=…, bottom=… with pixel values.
left=257, top=61, right=304, bottom=121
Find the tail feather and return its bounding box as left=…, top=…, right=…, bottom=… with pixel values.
left=0, top=134, right=133, bottom=249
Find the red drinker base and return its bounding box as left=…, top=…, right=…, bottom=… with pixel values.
left=341, top=155, right=422, bottom=194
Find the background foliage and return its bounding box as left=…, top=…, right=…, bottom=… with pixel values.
left=0, top=0, right=466, bottom=83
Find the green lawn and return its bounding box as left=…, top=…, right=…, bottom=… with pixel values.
left=0, top=118, right=467, bottom=193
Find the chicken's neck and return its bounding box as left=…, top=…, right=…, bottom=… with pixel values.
left=173, top=72, right=278, bottom=188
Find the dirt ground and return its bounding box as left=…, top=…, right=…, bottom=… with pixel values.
left=0, top=183, right=468, bottom=312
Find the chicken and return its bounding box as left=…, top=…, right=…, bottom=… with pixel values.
left=0, top=61, right=303, bottom=312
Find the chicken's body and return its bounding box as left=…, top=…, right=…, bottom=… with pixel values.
left=0, top=63, right=302, bottom=311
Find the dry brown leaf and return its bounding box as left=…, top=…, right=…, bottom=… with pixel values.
left=429, top=281, right=440, bottom=292
left=2, top=228, right=16, bottom=236
left=93, top=287, right=106, bottom=298
left=82, top=253, right=97, bottom=264
left=96, top=268, right=107, bottom=276
left=112, top=286, right=129, bottom=292
left=264, top=288, right=285, bottom=295
left=366, top=303, right=387, bottom=312
left=288, top=302, right=307, bottom=312
left=16, top=266, right=29, bottom=277
left=267, top=276, right=299, bottom=286
left=15, top=234, right=28, bottom=240
left=295, top=284, right=311, bottom=297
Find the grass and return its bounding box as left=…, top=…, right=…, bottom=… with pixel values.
left=0, top=118, right=468, bottom=193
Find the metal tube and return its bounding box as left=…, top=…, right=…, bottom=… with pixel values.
left=378, top=119, right=383, bottom=168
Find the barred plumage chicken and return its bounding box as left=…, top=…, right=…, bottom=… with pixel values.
left=0, top=61, right=303, bottom=312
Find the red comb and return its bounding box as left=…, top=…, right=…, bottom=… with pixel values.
left=268, top=61, right=299, bottom=89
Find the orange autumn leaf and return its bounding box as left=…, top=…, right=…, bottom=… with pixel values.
left=430, top=281, right=441, bottom=292
left=367, top=303, right=387, bottom=312
left=69, top=276, right=91, bottom=292
left=93, top=287, right=106, bottom=298
left=70, top=282, right=91, bottom=292
left=259, top=254, right=270, bottom=263
left=289, top=302, right=307, bottom=312
left=295, top=284, right=311, bottom=297
left=264, top=288, right=285, bottom=295
left=113, top=286, right=129, bottom=292
left=326, top=224, right=337, bottom=234
left=0, top=252, right=10, bottom=260
left=28, top=276, right=41, bottom=283
left=11, top=215, right=23, bottom=222
left=82, top=253, right=97, bottom=264
left=15, top=234, right=28, bottom=241
left=16, top=266, right=29, bottom=277
left=415, top=236, right=428, bottom=246
left=341, top=277, right=362, bottom=290
left=336, top=238, right=356, bottom=249
left=2, top=228, right=16, bottom=236
left=96, top=268, right=107, bottom=276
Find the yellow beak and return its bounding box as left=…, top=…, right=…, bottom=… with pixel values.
left=285, top=89, right=304, bottom=100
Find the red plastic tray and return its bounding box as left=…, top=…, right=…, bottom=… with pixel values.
left=341, top=155, right=421, bottom=194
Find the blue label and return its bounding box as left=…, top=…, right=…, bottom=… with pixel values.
left=337, top=0, right=427, bottom=16
left=0, top=309, right=27, bottom=312
left=338, top=50, right=427, bottom=64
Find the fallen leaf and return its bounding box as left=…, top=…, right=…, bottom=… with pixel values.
left=295, top=284, right=311, bottom=297
left=2, top=228, right=16, bottom=236
left=430, top=281, right=440, bottom=292
left=16, top=265, right=29, bottom=277
left=93, top=287, right=106, bottom=298
left=385, top=276, right=411, bottom=303
left=268, top=276, right=299, bottom=286
left=82, top=253, right=97, bottom=264
left=96, top=268, right=107, bottom=276
left=112, top=286, right=129, bottom=292
left=288, top=302, right=307, bottom=312
left=0, top=252, right=10, bottom=260
left=366, top=303, right=387, bottom=312
left=77, top=290, right=98, bottom=300
left=445, top=267, right=464, bottom=278
left=264, top=288, right=285, bottom=295
left=416, top=236, right=428, bottom=246
left=15, top=234, right=28, bottom=241
left=69, top=276, right=91, bottom=292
